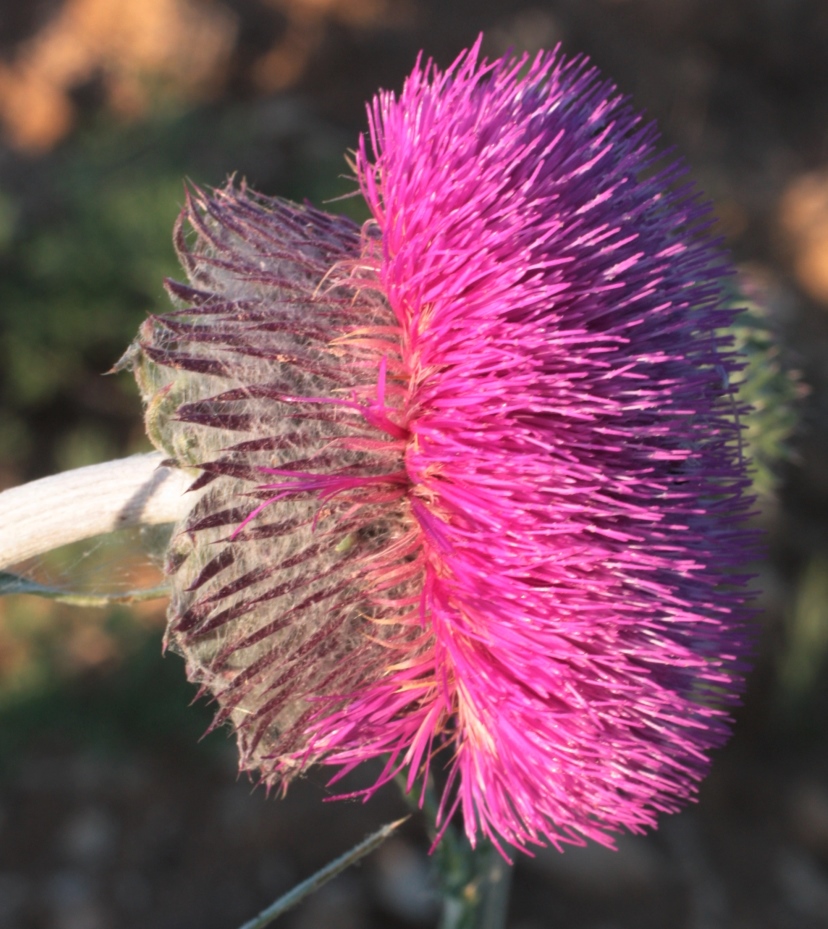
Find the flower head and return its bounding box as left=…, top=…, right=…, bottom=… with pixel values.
left=129, top=39, right=756, bottom=855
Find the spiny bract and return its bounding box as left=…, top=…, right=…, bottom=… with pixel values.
left=128, top=38, right=757, bottom=856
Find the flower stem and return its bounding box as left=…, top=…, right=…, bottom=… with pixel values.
left=436, top=835, right=513, bottom=929
left=0, top=452, right=196, bottom=570
left=396, top=774, right=513, bottom=929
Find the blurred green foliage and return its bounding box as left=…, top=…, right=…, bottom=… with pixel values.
left=728, top=293, right=804, bottom=498
left=778, top=552, right=828, bottom=719
left=0, top=119, right=184, bottom=473
left=0, top=618, right=220, bottom=771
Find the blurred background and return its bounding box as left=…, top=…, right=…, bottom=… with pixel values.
left=0, top=1, right=827, bottom=927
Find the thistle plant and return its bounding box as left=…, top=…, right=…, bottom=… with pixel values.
left=0, top=37, right=762, bottom=928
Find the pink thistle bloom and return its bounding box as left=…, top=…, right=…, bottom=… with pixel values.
left=129, top=39, right=757, bottom=856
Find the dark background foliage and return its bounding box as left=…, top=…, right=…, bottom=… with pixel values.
left=1, top=1, right=828, bottom=927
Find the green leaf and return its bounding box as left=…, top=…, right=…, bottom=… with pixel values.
left=0, top=571, right=169, bottom=607
left=235, top=817, right=409, bottom=929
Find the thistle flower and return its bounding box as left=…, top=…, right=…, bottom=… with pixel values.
left=127, top=39, right=757, bottom=856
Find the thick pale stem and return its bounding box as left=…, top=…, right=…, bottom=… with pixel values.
left=0, top=453, right=197, bottom=570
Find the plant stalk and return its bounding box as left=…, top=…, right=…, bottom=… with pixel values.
left=437, top=835, right=513, bottom=929
left=396, top=774, right=513, bottom=929
left=0, top=452, right=197, bottom=570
